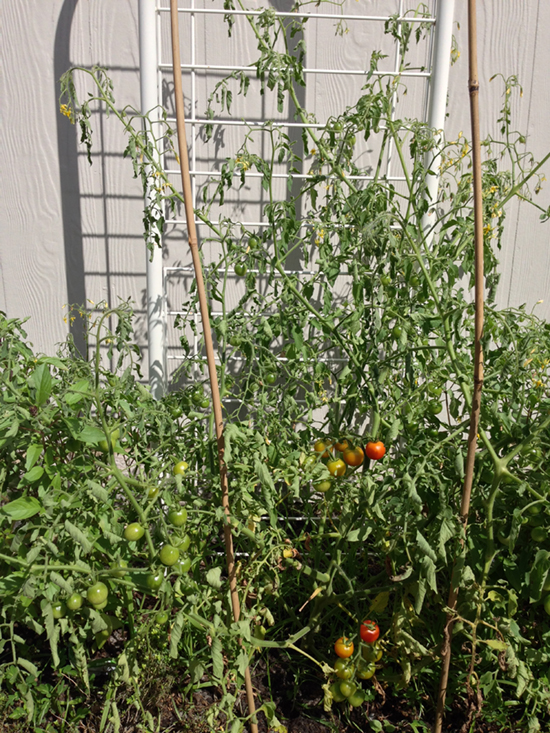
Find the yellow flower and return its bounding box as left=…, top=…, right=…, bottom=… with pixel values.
left=59, top=104, right=74, bottom=122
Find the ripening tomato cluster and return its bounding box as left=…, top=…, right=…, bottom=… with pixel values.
left=309, top=437, right=386, bottom=493
left=330, top=620, right=382, bottom=707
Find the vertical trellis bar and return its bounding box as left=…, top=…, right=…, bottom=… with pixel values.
left=139, top=0, right=166, bottom=399
left=421, top=0, right=456, bottom=245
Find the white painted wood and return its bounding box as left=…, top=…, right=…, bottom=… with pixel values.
left=1, top=0, right=549, bottom=368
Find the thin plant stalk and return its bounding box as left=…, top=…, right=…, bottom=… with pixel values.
left=433, top=1, right=485, bottom=731
left=168, top=2, right=258, bottom=731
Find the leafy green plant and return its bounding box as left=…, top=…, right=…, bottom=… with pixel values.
left=3, top=2, right=550, bottom=731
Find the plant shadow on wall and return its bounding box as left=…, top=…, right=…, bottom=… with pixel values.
left=3, top=3, right=550, bottom=732
left=55, top=0, right=149, bottom=361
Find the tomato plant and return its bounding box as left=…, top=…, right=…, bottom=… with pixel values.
left=234, top=263, right=247, bottom=276
left=365, top=441, right=386, bottom=461
left=360, top=619, right=380, bottom=644
left=334, top=637, right=354, bottom=658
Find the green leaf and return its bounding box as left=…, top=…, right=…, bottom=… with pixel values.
left=235, top=649, right=250, bottom=677
left=211, top=637, right=224, bottom=680
left=64, top=519, right=93, bottom=554
left=170, top=611, right=185, bottom=658
left=416, top=531, right=438, bottom=564
left=29, top=363, right=52, bottom=405
left=25, top=444, right=43, bottom=472
left=17, top=657, right=39, bottom=677
left=206, top=567, right=224, bottom=589
left=78, top=425, right=107, bottom=444
left=50, top=571, right=73, bottom=595
left=23, top=465, right=44, bottom=483
left=2, top=496, right=42, bottom=520
left=64, top=379, right=91, bottom=405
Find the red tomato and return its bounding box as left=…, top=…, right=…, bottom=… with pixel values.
left=365, top=441, right=386, bottom=460
left=360, top=619, right=380, bottom=644
left=334, top=637, right=354, bottom=658
left=343, top=447, right=364, bottom=467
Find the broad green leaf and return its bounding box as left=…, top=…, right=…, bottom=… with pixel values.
left=50, top=571, right=73, bottom=595
left=170, top=611, right=185, bottom=658
left=481, top=638, right=507, bottom=652
left=416, top=531, right=438, bottom=564
left=25, top=444, right=42, bottom=472
left=77, top=425, right=107, bottom=444
left=23, top=465, right=44, bottom=483
left=206, top=567, right=223, bottom=589
left=29, top=363, right=52, bottom=405
left=211, top=637, right=224, bottom=680
left=2, top=496, right=42, bottom=520
left=17, top=657, right=39, bottom=677
left=64, top=379, right=91, bottom=405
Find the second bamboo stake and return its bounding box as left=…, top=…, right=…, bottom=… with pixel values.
left=168, top=2, right=258, bottom=731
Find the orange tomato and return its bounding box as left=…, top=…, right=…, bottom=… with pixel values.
left=343, top=447, right=364, bottom=467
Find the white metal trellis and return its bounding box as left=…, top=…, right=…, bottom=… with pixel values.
left=138, top=0, right=455, bottom=395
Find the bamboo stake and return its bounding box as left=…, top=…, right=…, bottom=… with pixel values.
left=433, top=2, right=484, bottom=731
left=168, top=3, right=258, bottom=731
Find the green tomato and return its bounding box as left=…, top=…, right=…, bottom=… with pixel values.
left=175, top=556, right=192, bottom=574
left=146, top=571, right=164, bottom=591
left=334, top=658, right=354, bottom=680
left=155, top=611, right=169, bottom=625
left=191, top=388, right=204, bottom=405
left=356, top=658, right=376, bottom=679
left=110, top=559, right=128, bottom=578
left=175, top=534, right=191, bottom=553
left=380, top=275, right=391, bottom=286
left=303, top=455, right=317, bottom=469
left=200, top=398, right=211, bottom=409
left=66, top=593, right=83, bottom=611
left=531, top=527, right=547, bottom=543
left=168, top=508, right=188, bottom=527
left=338, top=680, right=357, bottom=698
left=248, top=235, right=260, bottom=250
left=159, top=544, right=180, bottom=566
left=409, top=275, right=420, bottom=288
left=124, top=523, right=145, bottom=541
left=265, top=373, right=277, bottom=385
left=543, top=576, right=550, bottom=592
left=332, top=121, right=343, bottom=132
left=428, top=401, right=443, bottom=415
left=392, top=325, right=402, bottom=339
left=87, top=582, right=109, bottom=606
left=99, top=428, right=120, bottom=453
left=147, top=485, right=160, bottom=500
left=234, top=263, right=247, bottom=277
left=348, top=689, right=366, bottom=707
left=173, top=461, right=189, bottom=476
left=314, top=480, right=332, bottom=493
left=330, top=682, right=347, bottom=703
left=52, top=602, right=67, bottom=619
